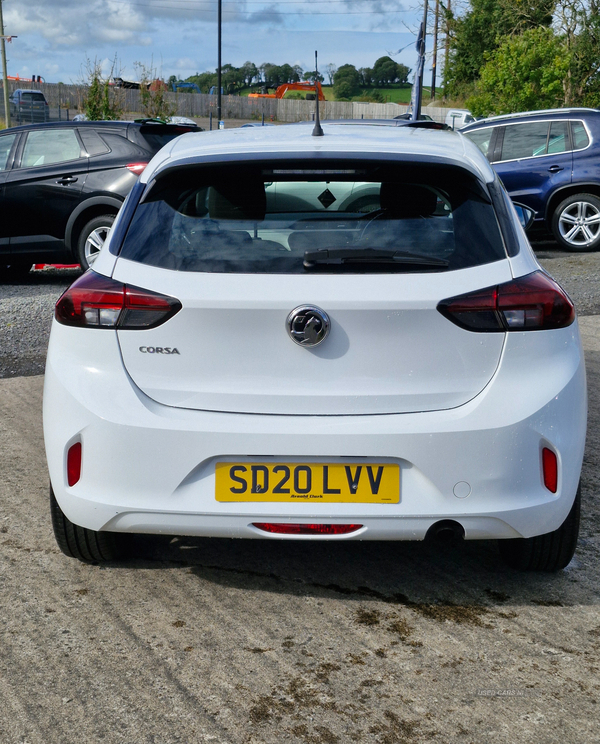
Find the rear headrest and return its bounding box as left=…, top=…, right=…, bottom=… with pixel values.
left=379, top=183, right=438, bottom=218
left=208, top=181, right=266, bottom=221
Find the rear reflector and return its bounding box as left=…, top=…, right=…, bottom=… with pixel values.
left=252, top=523, right=362, bottom=535
left=437, top=271, right=575, bottom=332
left=55, top=271, right=181, bottom=329
left=67, top=442, right=82, bottom=487
left=542, top=447, right=558, bottom=493
left=126, top=162, right=148, bottom=175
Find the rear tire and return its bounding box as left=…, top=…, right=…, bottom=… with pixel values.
left=498, top=484, right=580, bottom=571
left=551, top=193, right=600, bottom=252
left=50, top=485, right=121, bottom=562
left=77, top=214, right=115, bottom=270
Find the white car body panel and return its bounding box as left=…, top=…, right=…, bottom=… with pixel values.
left=43, top=122, right=587, bottom=552
left=113, top=258, right=511, bottom=416
left=43, top=317, right=586, bottom=541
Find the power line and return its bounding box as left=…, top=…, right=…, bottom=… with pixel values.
left=123, top=0, right=412, bottom=14
left=129, top=0, right=409, bottom=5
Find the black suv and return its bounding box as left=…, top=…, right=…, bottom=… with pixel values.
left=0, top=120, right=198, bottom=276
left=462, top=108, right=600, bottom=251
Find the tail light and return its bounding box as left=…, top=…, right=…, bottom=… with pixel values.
left=542, top=447, right=558, bottom=493
left=437, top=271, right=574, bottom=332
left=126, top=162, right=148, bottom=175
left=55, top=271, right=181, bottom=329
left=252, top=523, right=362, bottom=535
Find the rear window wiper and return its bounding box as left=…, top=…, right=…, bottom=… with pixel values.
left=303, top=248, right=449, bottom=269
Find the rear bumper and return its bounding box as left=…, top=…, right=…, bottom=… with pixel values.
left=43, top=321, right=587, bottom=541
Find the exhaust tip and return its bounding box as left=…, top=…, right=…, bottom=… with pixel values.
left=425, top=520, right=465, bottom=543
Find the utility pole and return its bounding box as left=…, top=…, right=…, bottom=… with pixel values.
left=444, top=0, right=451, bottom=97
left=411, top=0, right=428, bottom=121
left=431, top=0, right=439, bottom=101
left=217, top=0, right=222, bottom=124
left=0, top=0, right=11, bottom=127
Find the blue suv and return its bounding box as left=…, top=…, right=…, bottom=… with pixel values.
left=462, top=108, right=600, bottom=251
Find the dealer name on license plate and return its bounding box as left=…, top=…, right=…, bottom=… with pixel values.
left=215, top=462, right=399, bottom=503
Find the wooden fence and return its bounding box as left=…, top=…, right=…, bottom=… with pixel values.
left=1, top=80, right=449, bottom=124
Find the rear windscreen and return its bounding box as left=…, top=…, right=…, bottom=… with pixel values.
left=119, top=160, right=507, bottom=274
left=137, top=125, right=195, bottom=152
left=20, top=92, right=45, bottom=102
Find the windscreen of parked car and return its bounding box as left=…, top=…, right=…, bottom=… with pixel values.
left=119, top=160, right=507, bottom=273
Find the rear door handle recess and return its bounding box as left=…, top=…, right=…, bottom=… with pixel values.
left=548, top=165, right=563, bottom=173
left=56, top=176, right=78, bottom=185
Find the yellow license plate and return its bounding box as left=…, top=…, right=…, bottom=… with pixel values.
left=215, top=462, right=399, bottom=503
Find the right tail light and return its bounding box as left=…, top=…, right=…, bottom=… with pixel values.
left=437, top=271, right=575, bottom=332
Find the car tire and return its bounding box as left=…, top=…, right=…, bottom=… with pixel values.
left=498, top=484, right=580, bottom=571
left=50, top=485, right=121, bottom=562
left=77, top=214, right=115, bottom=270
left=551, top=193, right=600, bottom=252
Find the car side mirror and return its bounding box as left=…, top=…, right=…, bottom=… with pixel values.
left=512, top=202, right=535, bottom=231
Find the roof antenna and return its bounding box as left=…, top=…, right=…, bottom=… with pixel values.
left=312, top=50, right=324, bottom=137
left=410, top=0, right=428, bottom=122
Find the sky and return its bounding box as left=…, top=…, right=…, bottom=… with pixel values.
left=1, top=0, right=428, bottom=85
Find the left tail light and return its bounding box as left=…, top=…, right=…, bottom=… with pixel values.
left=55, top=271, right=182, bottom=329
left=437, top=271, right=575, bottom=332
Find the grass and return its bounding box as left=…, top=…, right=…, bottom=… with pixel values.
left=236, top=84, right=434, bottom=105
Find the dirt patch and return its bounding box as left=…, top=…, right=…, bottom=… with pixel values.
left=411, top=601, right=490, bottom=626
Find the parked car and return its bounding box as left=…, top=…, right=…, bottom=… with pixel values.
left=462, top=108, right=600, bottom=251
left=445, top=109, right=475, bottom=130
left=393, top=112, right=434, bottom=121
left=0, top=120, right=197, bottom=277
left=9, top=89, right=50, bottom=124
left=44, top=121, right=586, bottom=571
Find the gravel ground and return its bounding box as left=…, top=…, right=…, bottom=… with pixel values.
left=1, top=242, right=600, bottom=379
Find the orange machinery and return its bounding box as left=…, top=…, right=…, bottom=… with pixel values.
left=248, top=81, right=325, bottom=101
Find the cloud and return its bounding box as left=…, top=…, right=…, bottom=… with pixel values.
left=1, top=0, right=417, bottom=84
left=245, top=4, right=285, bottom=26
left=5, top=0, right=147, bottom=47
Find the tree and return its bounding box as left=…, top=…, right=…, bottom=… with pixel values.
left=396, top=63, right=411, bottom=85
left=467, top=26, right=569, bottom=115
left=135, top=62, right=176, bottom=120
left=186, top=71, right=217, bottom=93
left=302, top=70, right=325, bottom=83
left=240, top=61, right=258, bottom=87
left=325, top=63, right=337, bottom=85
left=555, top=0, right=600, bottom=105
left=358, top=67, right=374, bottom=87
left=372, top=56, right=401, bottom=86
left=333, top=64, right=361, bottom=99
left=444, top=0, right=555, bottom=97
left=82, top=57, right=121, bottom=120
left=220, top=63, right=245, bottom=93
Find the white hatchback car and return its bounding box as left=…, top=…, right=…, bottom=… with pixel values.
left=43, top=121, right=587, bottom=570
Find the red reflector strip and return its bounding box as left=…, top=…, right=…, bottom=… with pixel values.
left=67, top=442, right=82, bottom=487
left=542, top=447, right=558, bottom=493
left=252, top=523, right=362, bottom=535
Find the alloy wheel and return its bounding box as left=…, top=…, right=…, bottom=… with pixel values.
left=558, top=200, right=600, bottom=248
